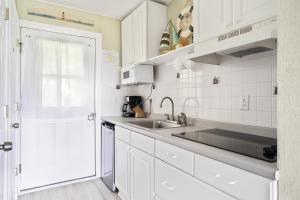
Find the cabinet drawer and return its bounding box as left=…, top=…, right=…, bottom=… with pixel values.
left=115, top=126, right=131, bottom=144
left=131, top=131, right=154, bottom=155
left=154, top=159, right=236, bottom=200
left=155, top=140, right=194, bottom=174
left=195, top=154, right=274, bottom=200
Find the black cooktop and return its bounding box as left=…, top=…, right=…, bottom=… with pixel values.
left=172, top=129, right=277, bottom=162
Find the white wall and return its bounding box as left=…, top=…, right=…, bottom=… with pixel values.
left=149, top=52, right=277, bottom=128
left=278, top=0, right=300, bottom=199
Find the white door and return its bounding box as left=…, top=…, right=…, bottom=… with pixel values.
left=194, top=0, right=233, bottom=43
left=233, top=0, right=277, bottom=28
left=121, top=15, right=134, bottom=67
left=115, top=138, right=131, bottom=200
left=20, top=28, right=96, bottom=191
left=132, top=1, right=147, bottom=63
left=0, top=0, right=19, bottom=199
left=130, top=147, right=154, bottom=200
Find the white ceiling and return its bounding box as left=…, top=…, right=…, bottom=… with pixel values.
left=38, top=0, right=172, bottom=19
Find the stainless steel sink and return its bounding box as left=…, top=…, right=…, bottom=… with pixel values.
left=126, top=120, right=181, bottom=129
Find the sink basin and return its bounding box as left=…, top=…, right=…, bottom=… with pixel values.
left=126, top=120, right=181, bottom=129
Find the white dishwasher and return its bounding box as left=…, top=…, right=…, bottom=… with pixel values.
left=101, top=121, right=116, bottom=192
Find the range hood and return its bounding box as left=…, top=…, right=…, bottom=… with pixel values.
left=188, top=19, right=277, bottom=65
left=217, top=38, right=277, bottom=57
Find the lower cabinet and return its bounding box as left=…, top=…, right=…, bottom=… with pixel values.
left=154, top=159, right=236, bottom=200
left=114, top=126, right=276, bottom=200
left=115, top=138, right=131, bottom=200
left=131, top=147, right=154, bottom=200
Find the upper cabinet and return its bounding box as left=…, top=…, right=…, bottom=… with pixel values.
left=194, top=0, right=277, bottom=43
left=121, top=1, right=167, bottom=67
left=194, top=0, right=233, bottom=43
left=122, top=15, right=134, bottom=66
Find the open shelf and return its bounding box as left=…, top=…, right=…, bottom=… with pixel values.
left=140, top=44, right=195, bottom=66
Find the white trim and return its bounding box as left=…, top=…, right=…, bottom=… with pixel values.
left=36, top=0, right=122, bottom=19
left=18, top=176, right=100, bottom=195
left=18, top=20, right=103, bottom=193
left=20, top=20, right=101, bottom=39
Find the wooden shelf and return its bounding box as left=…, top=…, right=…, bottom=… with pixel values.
left=140, top=44, right=195, bottom=66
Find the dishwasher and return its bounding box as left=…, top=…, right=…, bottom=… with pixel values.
left=101, top=121, right=116, bottom=192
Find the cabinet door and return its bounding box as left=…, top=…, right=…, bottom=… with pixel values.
left=115, top=139, right=131, bottom=200
left=122, top=15, right=134, bottom=67
left=234, top=0, right=277, bottom=28
left=130, top=147, right=154, bottom=200
left=194, top=0, right=233, bottom=43
left=155, top=159, right=236, bottom=200
left=132, top=1, right=147, bottom=63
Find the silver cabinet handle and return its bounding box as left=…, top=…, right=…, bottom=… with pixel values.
left=88, top=113, right=96, bottom=121
left=11, top=123, right=20, bottom=129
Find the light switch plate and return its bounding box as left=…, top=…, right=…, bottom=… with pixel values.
left=240, top=96, right=250, bottom=110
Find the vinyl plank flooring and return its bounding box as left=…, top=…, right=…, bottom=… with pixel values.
left=19, top=179, right=120, bottom=200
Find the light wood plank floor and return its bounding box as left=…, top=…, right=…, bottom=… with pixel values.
left=19, top=179, right=120, bottom=200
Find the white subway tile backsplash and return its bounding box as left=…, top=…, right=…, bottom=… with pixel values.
left=257, top=67, right=272, bottom=82
left=257, top=111, right=272, bottom=127
left=232, top=85, right=244, bottom=97
left=243, top=70, right=257, bottom=83
left=245, top=111, right=257, bottom=125
left=244, top=83, right=257, bottom=96
left=231, top=71, right=244, bottom=84
left=257, top=97, right=272, bottom=111
left=272, top=112, right=277, bottom=128
left=141, top=53, right=277, bottom=128
left=257, top=82, right=272, bottom=97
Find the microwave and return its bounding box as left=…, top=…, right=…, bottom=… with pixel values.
left=121, top=64, right=154, bottom=85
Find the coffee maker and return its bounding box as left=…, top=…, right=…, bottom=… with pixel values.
left=122, top=96, right=143, bottom=117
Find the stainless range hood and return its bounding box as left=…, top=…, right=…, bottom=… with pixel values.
left=188, top=19, right=277, bottom=65
left=218, top=38, right=277, bottom=58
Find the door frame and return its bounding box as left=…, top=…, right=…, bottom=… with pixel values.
left=18, top=20, right=102, bottom=194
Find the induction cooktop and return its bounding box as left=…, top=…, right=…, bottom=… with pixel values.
left=172, top=129, right=277, bottom=162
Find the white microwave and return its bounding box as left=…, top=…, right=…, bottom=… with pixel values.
left=121, top=64, right=154, bottom=85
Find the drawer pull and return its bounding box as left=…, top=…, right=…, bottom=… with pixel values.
left=215, top=173, right=238, bottom=185
left=165, top=152, right=177, bottom=159
left=161, top=181, right=176, bottom=191
left=167, top=186, right=176, bottom=191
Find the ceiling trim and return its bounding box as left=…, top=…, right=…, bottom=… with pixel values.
left=37, top=0, right=122, bottom=19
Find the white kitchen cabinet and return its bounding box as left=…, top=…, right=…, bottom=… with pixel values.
left=115, top=138, right=131, bottom=200
left=194, top=0, right=277, bottom=43
left=234, top=0, right=277, bottom=29
left=194, top=154, right=277, bottom=200
left=132, top=2, right=147, bottom=64
left=121, top=0, right=167, bottom=67
left=154, top=159, right=236, bottom=200
left=130, top=147, right=154, bottom=200
left=121, top=15, right=134, bottom=66
left=194, top=0, right=233, bottom=43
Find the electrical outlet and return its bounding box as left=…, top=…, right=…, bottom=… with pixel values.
left=240, top=96, right=250, bottom=110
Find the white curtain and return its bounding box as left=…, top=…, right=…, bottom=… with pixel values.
left=21, top=37, right=93, bottom=119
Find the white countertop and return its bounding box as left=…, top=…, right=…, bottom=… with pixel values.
left=102, top=116, right=278, bottom=180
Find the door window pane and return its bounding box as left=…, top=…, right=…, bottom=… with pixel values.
left=62, top=43, right=85, bottom=76
left=42, top=77, right=57, bottom=107
left=41, top=40, right=57, bottom=75
left=62, top=78, right=85, bottom=107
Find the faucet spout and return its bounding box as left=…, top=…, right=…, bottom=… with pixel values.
left=160, top=97, right=175, bottom=121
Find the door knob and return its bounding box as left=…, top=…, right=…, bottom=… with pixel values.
left=0, top=142, right=13, bottom=152
left=88, top=113, right=96, bottom=121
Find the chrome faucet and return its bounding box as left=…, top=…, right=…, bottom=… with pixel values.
left=160, top=97, right=175, bottom=121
